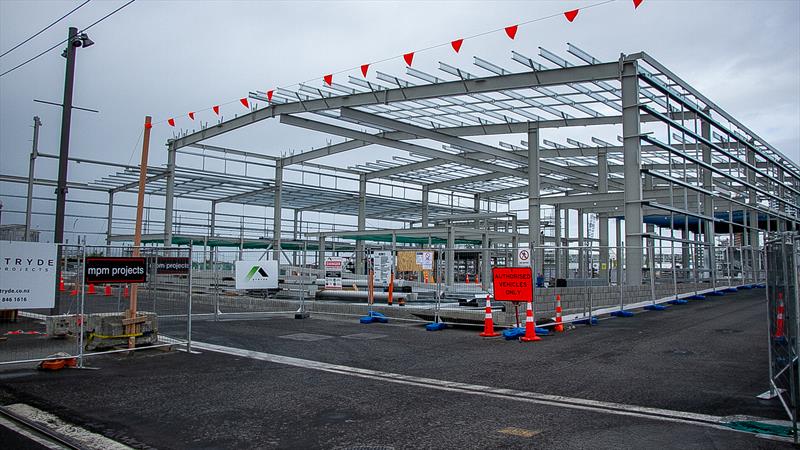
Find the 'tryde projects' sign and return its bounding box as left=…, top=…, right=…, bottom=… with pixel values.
left=0, top=241, right=57, bottom=310
left=492, top=267, right=533, bottom=302
left=85, top=257, right=147, bottom=284
left=151, top=256, right=191, bottom=274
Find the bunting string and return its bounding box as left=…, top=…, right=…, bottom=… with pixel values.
left=152, top=0, right=643, bottom=129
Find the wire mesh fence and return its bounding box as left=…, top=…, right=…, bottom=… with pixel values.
left=765, top=233, right=800, bottom=442
left=1, top=244, right=191, bottom=366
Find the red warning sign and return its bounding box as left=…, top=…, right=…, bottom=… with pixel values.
left=492, top=267, right=533, bottom=302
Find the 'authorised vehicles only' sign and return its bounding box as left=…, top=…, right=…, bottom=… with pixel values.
left=492, top=267, right=533, bottom=302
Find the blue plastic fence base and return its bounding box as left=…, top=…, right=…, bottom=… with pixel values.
left=667, top=299, right=688, bottom=305
left=688, top=294, right=706, bottom=300
left=574, top=317, right=599, bottom=325
left=723, top=287, right=738, bottom=293
left=706, top=291, right=725, bottom=296
left=503, top=327, right=526, bottom=340
left=755, top=283, right=766, bottom=288
left=610, top=310, right=635, bottom=317
left=738, top=284, right=753, bottom=290
left=360, top=311, right=388, bottom=324
left=644, top=304, right=668, bottom=311
left=426, top=322, right=447, bottom=331
left=535, top=327, right=551, bottom=336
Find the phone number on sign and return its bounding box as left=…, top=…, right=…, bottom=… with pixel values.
left=1, top=297, right=29, bottom=303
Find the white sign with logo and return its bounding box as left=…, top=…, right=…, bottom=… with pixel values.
left=234, top=260, right=278, bottom=289
left=517, top=248, right=531, bottom=267
left=372, top=251, right=393, bottom=284
left=0, top=241, right=57, bottom=310
left=324, top=257, right=343, bottom=289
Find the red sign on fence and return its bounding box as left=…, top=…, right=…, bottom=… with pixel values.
left=492, top=267, right=533, bottom=302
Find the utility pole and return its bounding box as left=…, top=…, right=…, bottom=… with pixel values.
left=25, top=116, right=41, bottom=241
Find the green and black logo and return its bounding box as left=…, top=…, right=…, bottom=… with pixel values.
left=246, top=265, right=270, bottom=281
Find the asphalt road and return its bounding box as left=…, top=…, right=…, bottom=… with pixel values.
left=0, top=287, right=793, bottom=449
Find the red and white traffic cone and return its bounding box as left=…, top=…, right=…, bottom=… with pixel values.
left=87, top=284, right=96, bottom=295
left=466, top=274, right=470, bottom=284
left=104, top=284, right=112, bottom=297
left=123, top=285, right=130, bottom=297
left=775, top=293, right=785, bottom=340
left=554, top=294, right=564, bottom=332
left=479, top=295, right=500, bottom=337
left=520, top=300, right=541, bottom=342
left=475, top=274, right=480, bottom=285
left=59, top=275, right=65, bottom=292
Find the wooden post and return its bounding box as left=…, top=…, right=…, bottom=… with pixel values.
left=128, top=116, right=152, bottom=349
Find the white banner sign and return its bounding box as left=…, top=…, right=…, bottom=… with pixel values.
left=0, top=241, right=57, bottom=310
left=372, top=251, right=393, bottom=284
left=324, top=257, right=343, bottom=289
left=234, top=260, right=278, bottom=289
left=517, top=248, right=531, bottom=267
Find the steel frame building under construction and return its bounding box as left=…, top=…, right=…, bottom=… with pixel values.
left=5, top=44, right=800, bottom=292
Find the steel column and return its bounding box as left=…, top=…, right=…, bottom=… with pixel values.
left=598, top=147, right=610, bottom=282
left=622, top=58, right=644, bottom=285
left=164, top=144, right=177, bottom=246
left=528, top=124, right=542, bottom=279
left=273, top=160, right=283, bottom=261
left=356, top=174, right=366, bottom=274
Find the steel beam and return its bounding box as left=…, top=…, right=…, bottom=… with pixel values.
left=273, top=160, right=283, bottom=261
left=280, top=114, right=526, bottom=178
left=171, top=62, right=620, bottom=149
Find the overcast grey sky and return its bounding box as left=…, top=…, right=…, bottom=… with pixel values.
left=0, top=0, right=798, bottom=240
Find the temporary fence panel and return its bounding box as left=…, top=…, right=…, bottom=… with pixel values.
left=1, top=244, right=192, bottom=366
left=765, top=233, right=800, bottom=442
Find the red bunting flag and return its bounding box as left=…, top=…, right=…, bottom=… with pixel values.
left=633, top=0, right=643, bottom=8
left=324, top=74, right=333, bottom=86
left=564, top=9, right=579, bottom=22
left=188, top=112, right=195, bottom=120
left=504, top=25, right=518, bottom=40
left=145, top=122, right=152, bottom=129
left=361, top=64, right=369, bottom=77
left=451, top=39, right=463, bottom=53
left=267, top=90, right=274, bottom=102
left=168, top=118, right=175, bottom=127
left=240, top=98, right=249, bottom=108
left=213, top=105, right=219, bottom=115
left=403, top=52, right=414, bottom=66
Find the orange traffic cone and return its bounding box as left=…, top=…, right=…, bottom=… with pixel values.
left=475, top=274, right=480, bottom=284
left=520, top=300, right=541, bottom=342
left=554, top=294, right=564, bottom=332
left=123, top=285, right=130, bottom=297
left=59, top=275, right=65, bottom=292
left=466, top=274, right=470, bottom=284
left=775, top=293, right=785, bottom=339
left=69, top=288, right=78, bottom=296
left=104, top=284, right=112, bottom=296
left=479, top=295, right=500, bottom=337
left=87, top=284, right=96, bottom=295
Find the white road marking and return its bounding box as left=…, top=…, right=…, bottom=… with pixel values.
left=191, top=340, right=775, bottom=436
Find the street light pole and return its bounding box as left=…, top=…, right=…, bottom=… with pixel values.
left=54, top=26, right=78, bottom=249
left=53, top=27, right=79, bottom=315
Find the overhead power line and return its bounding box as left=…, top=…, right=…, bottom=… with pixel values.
left=0, top=0, right=135, bottom=78
left=0, top=0, right=92, bottom=59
